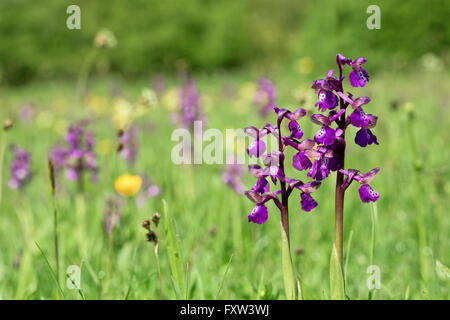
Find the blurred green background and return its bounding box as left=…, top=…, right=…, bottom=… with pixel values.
left=0, top=0, right=449, bottom=84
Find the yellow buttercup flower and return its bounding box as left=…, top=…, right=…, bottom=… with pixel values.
left=114, top=174, right=142, bottom=197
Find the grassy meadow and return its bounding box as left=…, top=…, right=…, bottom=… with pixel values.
left=0, top=66, right=448, bottom=300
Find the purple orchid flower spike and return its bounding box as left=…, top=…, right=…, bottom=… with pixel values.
left=222, top=162, right=245, bottom=194
left=244, top=106, right=321, bottom=230
left=244, top=53, right=380, bottom=295
left=307, top=53, right=380, bottom=272
left=49, top=121, right=99, bottom=187
left=103, top=196, right=123, bottom=235
left=253, top=77, right=277, bottom=117
left=8, top=145, right=32, bottom=190
left=118, top=126, right=139, bottom=167
left=173, top=78, right=205, bottom=130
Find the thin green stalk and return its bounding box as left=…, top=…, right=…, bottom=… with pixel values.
left=52, top=197, right=60, bottom=284
left=368, top=202, right=377, bottom=300
left=154, top=227, right=163, bottom=300
left=405, top=111, right=429, bottom=282
left=75, top=47, right=97, bottom=105
left=48, top=159, right=60, bottom=284
left=105, top=145, right=119, bottom=293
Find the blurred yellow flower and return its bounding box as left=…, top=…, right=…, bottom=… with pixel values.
left=111, top=97, right=133, bottom=129
left=296, top=57, right=315, bottom=74
left=161, top=88, right=178, bottom=112
left=86, top=94, right=108, bottom=115
left=114, top=174, right=142, bottom=197
left=239, top=82, right=256, bottom=101
left=404, top=102, right=415, bottom=113
left=36, top=111, right=54, bottom=128
left=135, top=88, right=158, bottom=117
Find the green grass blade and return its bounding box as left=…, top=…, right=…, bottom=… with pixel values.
left=215, top=254, right=233, bottom=299
left=35, top=241, right=65, bottom=299
left=163, top=199, right=186, bottom=299
left=344, top=230, right=354, bottom=284
left=330, top=244, right=346, bottom=300
left=171, top=276, right=183, bottom=300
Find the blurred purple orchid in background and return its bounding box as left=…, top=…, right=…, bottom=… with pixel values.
left=175, top=78, right=205, bottom=130
left=18, top=102, right=36, bottom=124
left=222, top=162, right=245, bottom=194
left=103, top=196, right=123, bottom=235
left=136, top=175, right=161, bottom=207
left=8, top=145, right=32, bottom=190
left=118, top=126, right=139, bottom=167
left=253, top=77, right=277, bottom=117
left=49, top=121, right=98, bottom=186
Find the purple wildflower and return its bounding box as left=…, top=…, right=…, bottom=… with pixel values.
left=18, top=102, right=36, bottom=123
left=244, top=106, right=321, bottom=226
left=49, top=121, right=98, bottom=183
left=253, top=77, right=277, bottom=117
left=300, top=192, right=318, bottom=212
left=340, top=168, right=380, bottom=203
left=248, top=204, right=268, bottom=224
left=118, top=126, right=139, bottom=167
left=348, top=57, right=369, bottom=87
left=222, top=162, right=245, bottom=194
left=176, top=79, right=205, bottom=129
left=136, top=175, right=161, bottom=207
left=8, top=145, right=32, bottom=190
left=103, top=196, right=123, bottom=235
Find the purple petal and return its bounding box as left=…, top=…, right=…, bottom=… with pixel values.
left=247, top=139, right=266, bottom=158
left=358, top=184, right=379, bottom=203
left=300, top=193, right=318, bottom=212
left=293, top=151, right=312, bottom=171
left=248, top=204, right=268, bottom=224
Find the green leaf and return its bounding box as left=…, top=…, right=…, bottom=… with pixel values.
left=215, top=255, right=233, bottom=299
left=435, top=260, right=450, bottom=280
left=171, top=276, right=184, bottom=300
left=330, top=244, right=346, bottom=300
left=281, top=223, right=297, bottom=300
left=163, top=199, right=186, bottom=299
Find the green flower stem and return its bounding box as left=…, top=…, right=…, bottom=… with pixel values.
left=406, top=112, right=429, bottom=282
left=368, top=202, right=377, bottom=300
